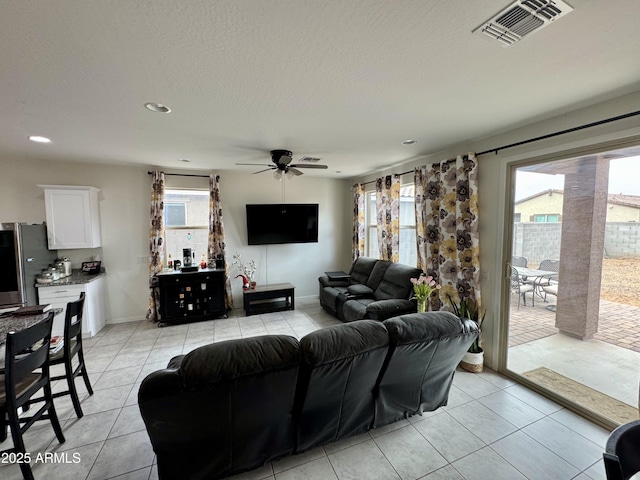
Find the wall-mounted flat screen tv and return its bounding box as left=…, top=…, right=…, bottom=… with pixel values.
left=246, top=204, right=319, bottom=245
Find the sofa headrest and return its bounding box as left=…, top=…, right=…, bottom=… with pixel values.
left=383, top=311, right=477, bottom=345
left=373, top=262, right=422, bottom=300
left=349, top=257, right=379, bottom=285
left=300, top=320, right=389, bottom=366
left=365, top=260, right=391, bottom=290
left=179, top=335, right=300, bottom=387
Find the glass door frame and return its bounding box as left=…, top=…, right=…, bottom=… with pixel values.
left=494, top=137, right=640, bottom=431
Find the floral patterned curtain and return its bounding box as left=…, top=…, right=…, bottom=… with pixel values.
left=352, top=183, right=365, bottom=261
left=208, top=174, right=233, bottom=310
left=414, top=153, right=481, bottom=311
left=375, top=174, right=400, bottom=262
left=147, top=171, right=164, bottom=322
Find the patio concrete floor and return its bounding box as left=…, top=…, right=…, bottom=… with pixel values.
left=507, top=293, right=640, bottom=408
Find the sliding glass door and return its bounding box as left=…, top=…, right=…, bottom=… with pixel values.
left=505, top=145, right=640, bottom=426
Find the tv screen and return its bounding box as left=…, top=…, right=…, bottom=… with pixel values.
left=246, top=204, right=319, bottom=245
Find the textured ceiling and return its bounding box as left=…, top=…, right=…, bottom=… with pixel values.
left=2, top=0, right=640, bottom=178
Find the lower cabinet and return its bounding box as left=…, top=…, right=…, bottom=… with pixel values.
left=157, top=269, right=226, bottom=324
left=37, top=276, right=106, bottom=338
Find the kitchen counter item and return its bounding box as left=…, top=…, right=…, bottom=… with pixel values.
left=35, top=269, right=105, bottom=288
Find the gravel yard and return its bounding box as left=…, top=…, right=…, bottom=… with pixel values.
left=601, top=257, right=640, bottom=307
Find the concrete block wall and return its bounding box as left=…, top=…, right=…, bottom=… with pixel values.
left=513, top=222, right=640, bottom=263
left=605, top=222, right=640, bottom=257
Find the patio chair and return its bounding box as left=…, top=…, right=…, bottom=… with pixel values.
left=511, top=256, right=528, bottom=268
left=510, top=267, right=534, bottom=310
left=603, top=419, right=640, bottom=480
left=538, top=259, right=560, bottom=301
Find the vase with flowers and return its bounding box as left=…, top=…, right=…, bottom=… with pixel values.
left=410, top=274, right=441, bottom=313
left=231, top=253, right=257, bottom=290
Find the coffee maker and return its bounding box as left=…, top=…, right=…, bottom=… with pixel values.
left=183, top=248, right=193, bottom=267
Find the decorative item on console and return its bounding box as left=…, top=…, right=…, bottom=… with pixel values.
left=232, top=253, right=257, bottom=289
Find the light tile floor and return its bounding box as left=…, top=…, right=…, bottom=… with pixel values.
left=0, top=297, right=611, bottom=480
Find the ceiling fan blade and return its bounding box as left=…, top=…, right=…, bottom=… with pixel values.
left=252, top=168, right=274, bottom=175
left=235, top=163, right=272, bottom=166
left=289, top=167, right=304, bottom=176
left=289, top=164, right=328, bottom=169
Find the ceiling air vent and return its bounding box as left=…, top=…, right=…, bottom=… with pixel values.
left=298, top=156, right=322, bottom=163
left=473, top=0, right=573, bottom=46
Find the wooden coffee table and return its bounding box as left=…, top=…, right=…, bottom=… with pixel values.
left=243, top=283, right=295, bottom=316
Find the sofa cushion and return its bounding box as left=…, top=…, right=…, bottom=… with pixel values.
left=296, top=320, right=389, bottom=452
left=341, top=298, right=376, bottom=322
left=348, top=257, right=378, bottom=285
left=347, top=284, right=375, bottom=297
left=365, top=260, right=391, bottom=290
left=373, top=262, right=422, bottom=300
left=180, top=335, right=300, bottom=387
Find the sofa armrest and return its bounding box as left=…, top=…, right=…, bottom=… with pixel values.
left=319, top=275, right=350, bottom=289
left=366, top=299, right=417, bottom=321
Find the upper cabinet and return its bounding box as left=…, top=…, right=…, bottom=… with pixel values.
left=39, top=185, right=102, bottom=249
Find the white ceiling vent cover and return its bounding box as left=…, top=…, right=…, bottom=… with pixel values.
left=298, top=156, right=322, bottom=163
left=473, top=0, right=573, bottom=46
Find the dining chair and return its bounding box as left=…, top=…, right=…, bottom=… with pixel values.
left=49, top=292, right=93, bottom=418
left=603, top=419, right=640, bottom=480
left=0, top=311, right=65, bottom=480
left=510, top=267, right=534, bottom=310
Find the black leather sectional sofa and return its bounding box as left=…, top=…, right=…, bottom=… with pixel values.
left=319, top=257, right=422, bottom=322
left=138, top=311, right=478, bottom=480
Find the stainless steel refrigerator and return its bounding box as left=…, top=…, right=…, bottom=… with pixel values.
left=0, top=223, right=57, bottom=308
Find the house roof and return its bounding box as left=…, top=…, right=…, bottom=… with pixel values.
left=516, top=189, right=640, bottom=209
left=2, top=1, right=640, bottom=177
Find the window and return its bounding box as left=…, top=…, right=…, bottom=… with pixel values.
left=164, top=189, right=209, bottom=266
left=514, top=213, right=521, bottom=222
left=533, top=214, right=560, bottom=223
left=364, top=184, right=417, bottom=266
left=165, top=203, right=187, bottom=226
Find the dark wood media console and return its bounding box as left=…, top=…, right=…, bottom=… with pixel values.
left=156, top=268, right=227, bottom=325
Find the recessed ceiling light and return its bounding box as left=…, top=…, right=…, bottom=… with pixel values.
left=144, top=102, right=172, bottom=113
left=402, top=139, right=417, bottom=145
left=178, top=158, right=191, bottom=163
left=29, top=135, right=52, bottom=143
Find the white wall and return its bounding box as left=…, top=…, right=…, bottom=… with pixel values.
left=352, top=89, right=640, bottom=370
left=0, top=158, right=352, bottom=323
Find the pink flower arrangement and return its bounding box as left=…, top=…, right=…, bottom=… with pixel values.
left=410, top=274, right=441, bottom=301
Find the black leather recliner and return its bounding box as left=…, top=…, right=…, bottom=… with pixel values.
left=319, top=257, right=422, bottom=322
left=295, top=320, right=389, bottom=452
left=139, top=335, right=301, bottom=480
left=376, top=312, right=479, bottom=427
left=139, top=311, right=478, bottom=480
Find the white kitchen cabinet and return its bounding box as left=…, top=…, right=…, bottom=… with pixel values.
left=39, top=185, right=102, bottom=249
left=37, top=276, right=106, bottom=338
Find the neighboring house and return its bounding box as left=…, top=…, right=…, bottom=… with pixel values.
left=514, top=189, right=640, bottom=223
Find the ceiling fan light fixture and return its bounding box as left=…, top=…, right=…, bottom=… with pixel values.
left=273, top=170, right=282, bottom=180
left=285, top=169, right=295, bottom=179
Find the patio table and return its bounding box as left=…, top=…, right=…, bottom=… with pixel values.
left=514, top=267, right=558, bottom=306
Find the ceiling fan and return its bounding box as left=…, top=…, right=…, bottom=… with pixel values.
left=235, top=149, right=328, bottom=179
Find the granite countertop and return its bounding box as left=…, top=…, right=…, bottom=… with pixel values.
left=0, top=308, right=64, bottom=346
left=35, top=269, right=106, bottom=288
